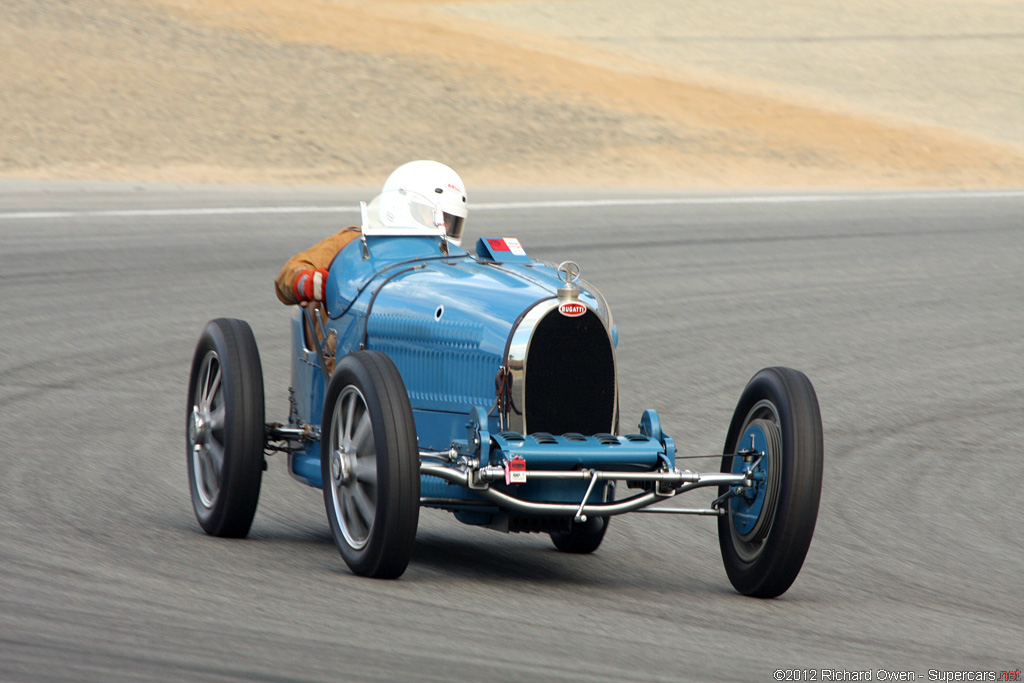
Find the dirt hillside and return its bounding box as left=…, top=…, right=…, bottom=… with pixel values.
left=1, top=0, right=1022, bottom=187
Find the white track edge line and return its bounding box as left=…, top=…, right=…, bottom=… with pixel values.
left=1, top=189, right=1022, bottom=220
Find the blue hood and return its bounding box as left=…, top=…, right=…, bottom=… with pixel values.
left=325, top=236, right=605, bottom=361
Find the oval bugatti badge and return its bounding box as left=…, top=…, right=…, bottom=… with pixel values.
left=558, top=302, right=587, bottom=317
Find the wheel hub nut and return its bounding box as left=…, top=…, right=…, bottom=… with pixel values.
left=332, top=448, right=351, bottom=484
left=190, top=409, right=209, bottom=442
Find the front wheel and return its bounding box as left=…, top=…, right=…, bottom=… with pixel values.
left=550, top=516, right=609, bottom=554
left=718, top=367, right=823, bottom=598
left=550, top=482, right=613, bottom=553
left=322, top=351, right=419, bottom=578
left=187, top=318, right=266, bottom=538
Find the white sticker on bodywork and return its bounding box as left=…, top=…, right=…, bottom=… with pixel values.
left=504, top=237, right=526, bottom=256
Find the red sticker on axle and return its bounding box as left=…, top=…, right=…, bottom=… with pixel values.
left=505, top=456, right=527, bottom=485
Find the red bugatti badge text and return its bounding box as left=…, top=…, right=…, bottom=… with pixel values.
left=558, top=302, right=586, bottom=317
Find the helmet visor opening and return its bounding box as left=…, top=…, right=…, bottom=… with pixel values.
left=444, top=213, right=465, bottom=243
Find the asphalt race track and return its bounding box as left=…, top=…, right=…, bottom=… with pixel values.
left=1, top=181, right=1022, bottom=681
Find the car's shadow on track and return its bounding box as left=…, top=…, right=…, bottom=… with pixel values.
left=406, top=530, right=724, bottom=595
left=168, top=512, right=728, bottom=595
left=410, top=533, right=585, bottom=583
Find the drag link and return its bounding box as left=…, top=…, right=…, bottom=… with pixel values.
left=574, top=470, right=600, bottom=523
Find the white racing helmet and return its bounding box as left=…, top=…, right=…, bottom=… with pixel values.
left=381, top=160, right=468, bottom=245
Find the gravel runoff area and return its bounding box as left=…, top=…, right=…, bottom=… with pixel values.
left=1, top=0, right=1023, bottom=188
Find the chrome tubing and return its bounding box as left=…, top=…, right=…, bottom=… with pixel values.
left=420, top=462, right=746, bottom=517
left=419, top=448, right=459, bottom=463
left=266, top=424, right=320, bottom=442
left=633, top=507, right=725, bottom=516
left=473, top=468, right=706, bottom=484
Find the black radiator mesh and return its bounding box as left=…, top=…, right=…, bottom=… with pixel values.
left=524, top=308, right=615, bottom=435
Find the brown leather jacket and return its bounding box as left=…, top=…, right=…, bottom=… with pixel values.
left=274, top=227, right=361, bottom=305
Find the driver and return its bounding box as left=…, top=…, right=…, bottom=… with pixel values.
left=274, top=160, right=468, bottom=307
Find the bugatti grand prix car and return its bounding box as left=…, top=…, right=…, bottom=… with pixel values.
left=187, top=190, right=823, bottom=597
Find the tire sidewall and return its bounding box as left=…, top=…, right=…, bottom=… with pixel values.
left=186, top=318, right=265, bottom=537
left=718, top=367, right=822, bottom=597
left=322, top=357, right=385, bottom=570
left=187, top=330, right=221, bottom=528
left=321, top=351, right=419, bottom=577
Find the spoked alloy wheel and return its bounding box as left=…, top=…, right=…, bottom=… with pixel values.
left=322, top=351, right=419, bottom=578
left=718, top=367, right=823, bottom=598
left=191, top=350, right=225, bottom=510
left=328, top=385, right=377, bottom=551
left=187, top=318, right=265, bottom=537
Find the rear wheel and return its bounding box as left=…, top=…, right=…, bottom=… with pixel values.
left=718, top=367, right=822, bottom=598
left=322, top=351, right=419, bottom=578
left=187, top=318, right=265, bottom=538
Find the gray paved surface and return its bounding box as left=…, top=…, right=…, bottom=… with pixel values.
left=1, top=182, right=1022, bottom=680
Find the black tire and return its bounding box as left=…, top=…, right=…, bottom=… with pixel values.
left=550, top=516, right=609, bottom=554
left=322, top=350, right=419, bottom=578
left=718, top=367, right=823, bottom=598
left=187, top=318, right=266, bottom=537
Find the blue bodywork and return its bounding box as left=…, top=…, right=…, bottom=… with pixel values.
left=730, top=424, right=771, bottom=536
left=286, top=234, right=672, bottom=521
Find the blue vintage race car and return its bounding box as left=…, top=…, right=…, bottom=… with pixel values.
left=187, top=190, right=823, bottom=597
